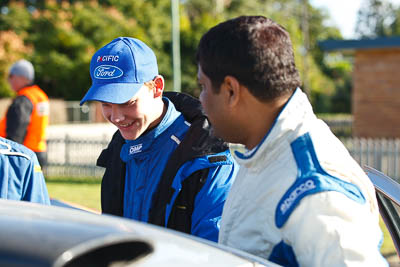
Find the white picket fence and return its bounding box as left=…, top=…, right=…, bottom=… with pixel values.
left=341, top=138, right=400, bottom=181
left=44, top=135, right=400, bottom=180
left=45, top=123, right=115, bottom=178
left=45, top=136, right=109, bottom=177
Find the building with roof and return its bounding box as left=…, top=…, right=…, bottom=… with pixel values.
left=319, top=37, right=400, bottom=138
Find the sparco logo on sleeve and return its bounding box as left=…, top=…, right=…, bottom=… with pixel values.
left=129, top=144, right=143, bottom=155
left=280, top=179, right=316, bottom=214
left=94, top=65, right=123, bottom=79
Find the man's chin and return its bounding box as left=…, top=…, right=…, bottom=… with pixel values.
left=210, top=126, right=242, bottom=145
left=210, top=127, right=226, bottom=141
left=209, top=126, right=218, bottom=138
left=119, top=130, right=141, bottom=141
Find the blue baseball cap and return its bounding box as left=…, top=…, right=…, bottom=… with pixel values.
left=80, top=37, right=158, bottom=105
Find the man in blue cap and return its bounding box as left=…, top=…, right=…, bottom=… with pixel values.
left=80, top=37, right=238, bottom=242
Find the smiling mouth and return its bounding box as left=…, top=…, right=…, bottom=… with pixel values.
left=118, top=121, right=140, bottom=129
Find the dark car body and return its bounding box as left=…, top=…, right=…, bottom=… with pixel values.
left=365, top=166, right=400, bottom=258
left=3, top=166, right=397, bottom=267
left=0, top=199, right=279, bottom=267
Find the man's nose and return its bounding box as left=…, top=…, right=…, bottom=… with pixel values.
left=110, top=105, right=125, bottom=123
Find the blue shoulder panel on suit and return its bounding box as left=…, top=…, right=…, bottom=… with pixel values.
left=275, top=133, right=365, bottom=228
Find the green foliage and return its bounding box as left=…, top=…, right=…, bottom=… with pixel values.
left=0, top=3, right=33, bottom=97
left=0, top=1, right=148, bottom=99
left=29, top=1, right=146, bottom=100
left=355, top=0, right=400, bottom=39
left=0, top=0, right=353, bottom=113
left=355, top=0, right=397, bottom=38
left=0, top=2, right=31, bottom=34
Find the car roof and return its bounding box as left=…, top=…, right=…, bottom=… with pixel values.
left=0, top=199, right=277, bottom=267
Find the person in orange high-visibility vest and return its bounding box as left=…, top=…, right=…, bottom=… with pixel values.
left=0, top=59, right=49, bottom=167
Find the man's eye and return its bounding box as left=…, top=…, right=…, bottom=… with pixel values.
left=127, top=100, right=136, bottom=106
left=120, top=100, right=136, bottom=106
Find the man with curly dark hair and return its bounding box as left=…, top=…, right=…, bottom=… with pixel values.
left=196, top=15, right=387, bottom=266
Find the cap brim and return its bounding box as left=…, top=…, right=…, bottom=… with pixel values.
left=80, top=82, right=143, bottom=105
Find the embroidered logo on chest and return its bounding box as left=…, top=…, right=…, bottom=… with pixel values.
left=129, top=144, right=143, bottom=154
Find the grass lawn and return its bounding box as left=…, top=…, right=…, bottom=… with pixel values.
left=380, top=218, right=399, bottom=265
left=46, top=176, right=101, bottom=212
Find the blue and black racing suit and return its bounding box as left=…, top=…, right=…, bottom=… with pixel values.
left=97, top=92, right=238, bottom=242
left=0, top=137, right=50, bottom=204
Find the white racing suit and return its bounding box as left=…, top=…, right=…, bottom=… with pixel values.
left=219, top=88, right=388, bottom=266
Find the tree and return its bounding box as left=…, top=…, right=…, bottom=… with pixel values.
left=0, top=1, right=155, bottom=99
left=355, top=0, right=396, bottom=38
left=0, top=31, right=32, bottom=97
left=180, top=0, right=348, bottom=112
left=0, top=0, right=352, bottom=114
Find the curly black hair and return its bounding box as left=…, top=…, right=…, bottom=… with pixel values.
left=196, top=16, right=301, bottom=101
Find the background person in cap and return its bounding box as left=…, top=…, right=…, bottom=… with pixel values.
left=196, top=16, right=387, bottom=266
left=80, top=37, right=238, bottom=242
left=0, top=59, right=49, bottom=168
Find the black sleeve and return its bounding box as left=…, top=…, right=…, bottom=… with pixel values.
left=97, top=130, right=126, bottom=216
left=6, top=95, right=33, bottom=144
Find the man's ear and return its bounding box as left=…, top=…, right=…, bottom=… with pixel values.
left=221, top=75, right=241, bottom=108
left=153, top=75, right=164, bottom=98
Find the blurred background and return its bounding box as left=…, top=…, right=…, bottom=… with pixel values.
left=3, top=0, right=400, bottom=179
left=0, top=0, right=354, bottom=110
left=3, top=1, right=400, bottom=263
left=0, top=0, right=400, bottom=179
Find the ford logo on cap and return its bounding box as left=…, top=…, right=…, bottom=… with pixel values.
left=94, top=65, right=123, bottom=79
